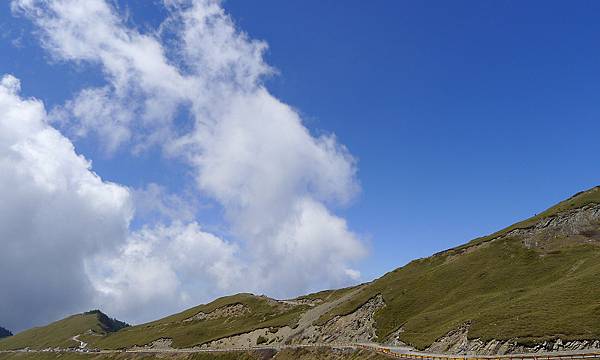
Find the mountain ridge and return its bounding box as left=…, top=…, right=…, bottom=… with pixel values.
left=0, top=310, right=128, bottom=350
left=0, top=327, right=11, bottom=339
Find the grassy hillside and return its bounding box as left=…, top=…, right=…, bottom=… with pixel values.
left=316, top=186, right=600, bottom=349
left=0, top=311, right=128, bottom=350
left=293, top=285, right=361, bottom=303
left=85, top=293, right=308, bottom=349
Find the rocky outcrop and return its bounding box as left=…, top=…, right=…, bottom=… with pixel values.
left=199, top=327, right=290, bottom=349
left=197, top=294, right=386, bottom=349
left=441, top=203, right=600, bottom=263
left=292, top=295, right=385, bottom=344
left=385, top=327, right=407, bottom=347
left=131, top=338, right=175, bottom=351
left=503, top=204, right=600, bottom=250
left=426, top=323, right=600, bottom=355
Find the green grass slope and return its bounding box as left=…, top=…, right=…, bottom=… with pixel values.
left=293, top=285, right=361, bottom=304
left=85, top=293, right=308, bottom=349
left=0, top=311, right=128, bottom=350
left=317, top=186, right=600, bottom=349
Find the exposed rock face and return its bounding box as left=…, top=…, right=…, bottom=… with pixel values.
left=385, top=327, right=407, bottom=347
left=197, top=293, right=385, bottom=349
left=184, top=303, right=251, bottom=322
left=440, top=204, right=600, bottom=266
left=131, top=338, right=174, bottom=351
left=426, top=323, right=600, bottom=355
left=199, top=327, right=290, bottom=349
left=293, top=295, right=386, bottom=344
left=497, top=204, right=600, bottom=250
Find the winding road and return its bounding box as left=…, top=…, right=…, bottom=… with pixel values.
left=4, top=342, right=600, bottom=360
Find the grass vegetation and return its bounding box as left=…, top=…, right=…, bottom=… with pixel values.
left=85, top=293, right=308, bottom=349
left=294, top=285, right=361, bottom=303
left=0, top=311, right=127, bottom=350
left=316, top=186, right=600, bottom=349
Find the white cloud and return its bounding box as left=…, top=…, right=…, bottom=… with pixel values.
left=53, top=87, right=134, bottom=154
left=86, top=222, right=242, bottom=323
left=0, top=76, right=241, bottom=327
left=8, top=0, right=368, bottom=325
left=183, top=89, right=358, bottom=237
left=131, top=183, right=198, bottom=224
left=12, top=0, right=191, bottom=153
left=0, top=74, right=132, bottom=331
left=243, top=198, right=366, bottom=295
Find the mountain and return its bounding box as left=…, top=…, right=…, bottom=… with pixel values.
left=0, top=310, right=128, bottom=350
left=85, top=293, right=311, bottom=349
left=0, top=327, right=11, bottom=339
left=3, top=186, right=600, bottom=356
left=315, top=186, right=600, bottom=353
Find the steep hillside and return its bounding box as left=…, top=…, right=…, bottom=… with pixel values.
left=0, top=311, right=128, bottom=350
left=0, top=327, right=12, bottom=339
left=316, top=186, right=600, bottom=350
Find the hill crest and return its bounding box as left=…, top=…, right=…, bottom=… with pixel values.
left=0, top=310, right=128, bottom=350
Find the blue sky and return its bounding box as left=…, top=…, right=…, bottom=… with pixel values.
left=225, top=0, right=600, bottom=277
left=1, top=0, right=599, bottom=329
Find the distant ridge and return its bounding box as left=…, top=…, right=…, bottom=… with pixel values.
left=0, top=310, right=127, bottom=350
left=83, top=310, right=129, bottom=333
left=0, top=327, right=11, bottom=339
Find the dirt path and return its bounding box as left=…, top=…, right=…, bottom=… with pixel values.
left=71, top=335, right=87, bottom=349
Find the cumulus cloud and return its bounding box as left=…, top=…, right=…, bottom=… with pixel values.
left=86, top=222, right=242, bottom=324
left=0, top=74, right=132, bottom=331
left=6, top=0, right=367, bottom=326
left=0, top=74, right=244, bottom=329
left=245, top=197, right=365, bottom=294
